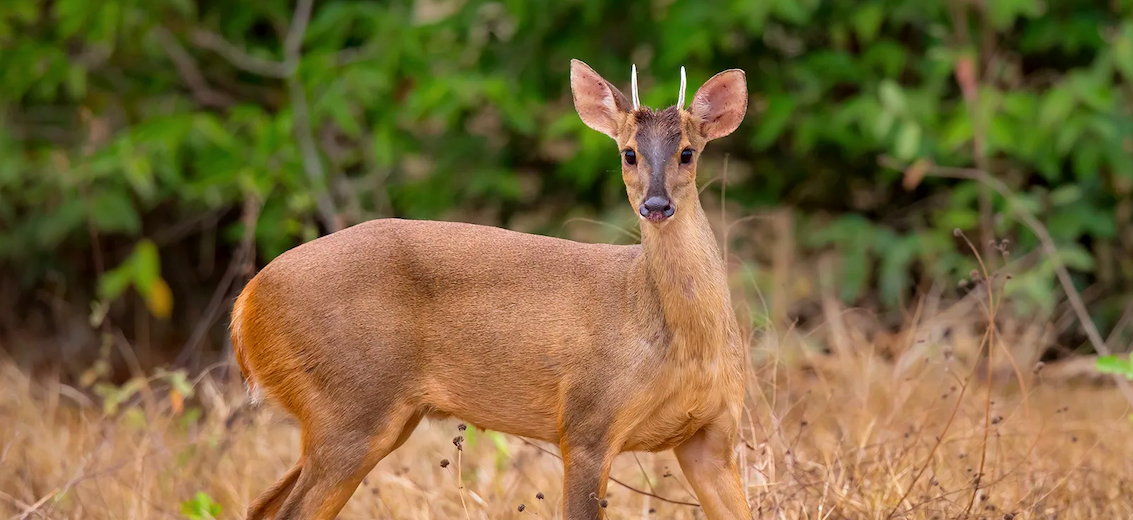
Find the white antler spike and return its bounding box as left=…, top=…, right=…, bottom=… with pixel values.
left=677, top=66, right=687, bottom=109
left=631, top=63, right=640, bottom=110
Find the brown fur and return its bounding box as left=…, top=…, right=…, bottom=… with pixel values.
left=232, top=59, right=753, bottom=519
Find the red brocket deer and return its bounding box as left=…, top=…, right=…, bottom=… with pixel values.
left=231, top=59, right=753, bottom=519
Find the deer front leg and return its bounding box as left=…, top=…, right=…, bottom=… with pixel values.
left=674, top=425, right=753, bottom=519
left=560, top=438, right=618, bottom=519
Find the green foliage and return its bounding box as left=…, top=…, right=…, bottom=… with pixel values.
left=461, top=425, right=513, bottom=472
left=97, top=239, right=173, bottom=320
left=2, top=0, right=1132, bottom=339
left=1097, top=354, right=1133, bottom=381
left=180, top=492, right=221, bottom=520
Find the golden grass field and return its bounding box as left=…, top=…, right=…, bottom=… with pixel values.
left=3, top=309, right=1132, bottom=520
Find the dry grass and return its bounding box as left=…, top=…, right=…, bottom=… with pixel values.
left=3, top=315, right=1132, bottom=520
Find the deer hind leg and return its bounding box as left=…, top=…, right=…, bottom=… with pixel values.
left=271, top=406, right=421, bottom=520
left=674, top=427, right=753, bottom=520
left=246, top=462, right=302, bottom=520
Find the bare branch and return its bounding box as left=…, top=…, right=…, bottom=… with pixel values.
left=173, top=195, right=261, bottom=368
left=517, top=438, right=701, bottom=508
left=882, top=156, right=1133, bottom=408
left=283, top=0, right=340, bottom=232
left=187, top=0, right=340, bottom=232
left=284, top=0, right=315, bottom=59
left=189, top=28, right=291, bottom=78
left=152, top=27, right=236, bottom=108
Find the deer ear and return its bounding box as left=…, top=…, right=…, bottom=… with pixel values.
left=570, top=59, right=632, bottom=139
left=689, top=69, right=748, bottom=141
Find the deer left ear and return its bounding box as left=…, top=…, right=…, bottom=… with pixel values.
left=570, top=59, right=633, bottom=140
left=689, top=69, right=748, bottom=141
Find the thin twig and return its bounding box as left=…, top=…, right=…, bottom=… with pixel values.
left=885, top=302, right=996, bottom=519
left=188, top=29, right=291, bottom=78
left=284, top=0, right=339, bottom=232
left=283, top=0, right=314, bottom=60
left=455, top=446, right=472, bottom=520
left=173, top=195, right=260, bottom=367
left=187, top=0, right=339, bottom=232
left=884, top=156, right=1133, bottom=408
left=951, top=230, right=1001, bottom=517
left=518, top=439, right=700, bottom=508
left=152, top=27, right=235, bottom=108
left=948, top=0, right=997, bottom=262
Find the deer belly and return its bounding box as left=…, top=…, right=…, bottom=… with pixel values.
left=624, top=409, right=710, bottom=452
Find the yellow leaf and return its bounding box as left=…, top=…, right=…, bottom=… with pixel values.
left=169, top=389, right=183, bottom=415
left=146, top=277, right=174, bottom=319
left=80, top=367, right=99, bottom=388
left=903, top=158, right=930, bottom=191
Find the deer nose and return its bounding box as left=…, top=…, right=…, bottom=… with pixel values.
left=639, top=196, right=675, bottom=222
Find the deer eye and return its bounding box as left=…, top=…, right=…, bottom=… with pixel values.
left=623, top=149, right=637, bottom=165
left=680, top=149, right=693, bottom=164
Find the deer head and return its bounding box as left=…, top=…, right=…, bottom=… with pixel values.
left=569, top=59, right=748, bottom=225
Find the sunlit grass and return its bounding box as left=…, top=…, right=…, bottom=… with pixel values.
left=3, top=317, right=1131, bottom=520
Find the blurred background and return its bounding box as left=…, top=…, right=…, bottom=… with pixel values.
left=5, top=1, right=1133, bottom=518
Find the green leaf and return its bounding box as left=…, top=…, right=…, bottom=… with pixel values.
left=66, top=64, right=87, bottom=98
left=89, top=190, right=140, bottom=234
left=1096, top=355, right=1133, bottom=380
left=753, top=95, right=795, bottom=149
left=181, top=492, right=222, bottom=520
left=878, top=80, right=906, bottom=114
left=192, top=115, right=236, bottom=149
left=1109, top=144, right=1133, bottom=180
left=771, top=0, right=813, bottom=25
left=850, top=4, right=884, bottom=43
left=937, top=207, right=979, bottom=230
left=97, top=264, right=135, bottom=302
left=986, top=0, right=1041, bottom=30
left=131, top=240, right=161, bottom=294
left=879, top=235, right=915, bottom=307
left=1057, top=244, right=1095, bottom=271
left=166, top=369, right=195, bottom=399
left=939, top=111, right=972, bottom=152
left=894, top=121, right=921, bottom=160
left=872, top=111, right=896, bottom=140
left=53, top=0, right=93, bottom=39
left=326, top=97, right=362, bottom=138
left=987, top=116, right=1015, bottom=157
left=1049, top=185, right=1082, bottom=206
left=1039, top=87, right=1075, bottom=129
left=1072, top=145, right=1103, bottom=181
left=1115, top=22, right=1133, bottom=82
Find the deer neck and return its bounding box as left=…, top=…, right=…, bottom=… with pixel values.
left=637, top=198, right=736, bottom=361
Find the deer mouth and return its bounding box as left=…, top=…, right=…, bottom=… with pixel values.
left=638, top=196, right=675, bottom=223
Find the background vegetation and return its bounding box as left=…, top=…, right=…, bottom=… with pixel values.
left=3, top=0, right=1133, bottom=370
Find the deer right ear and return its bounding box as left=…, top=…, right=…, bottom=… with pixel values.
left=570, top=59, right=632, bottom=139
